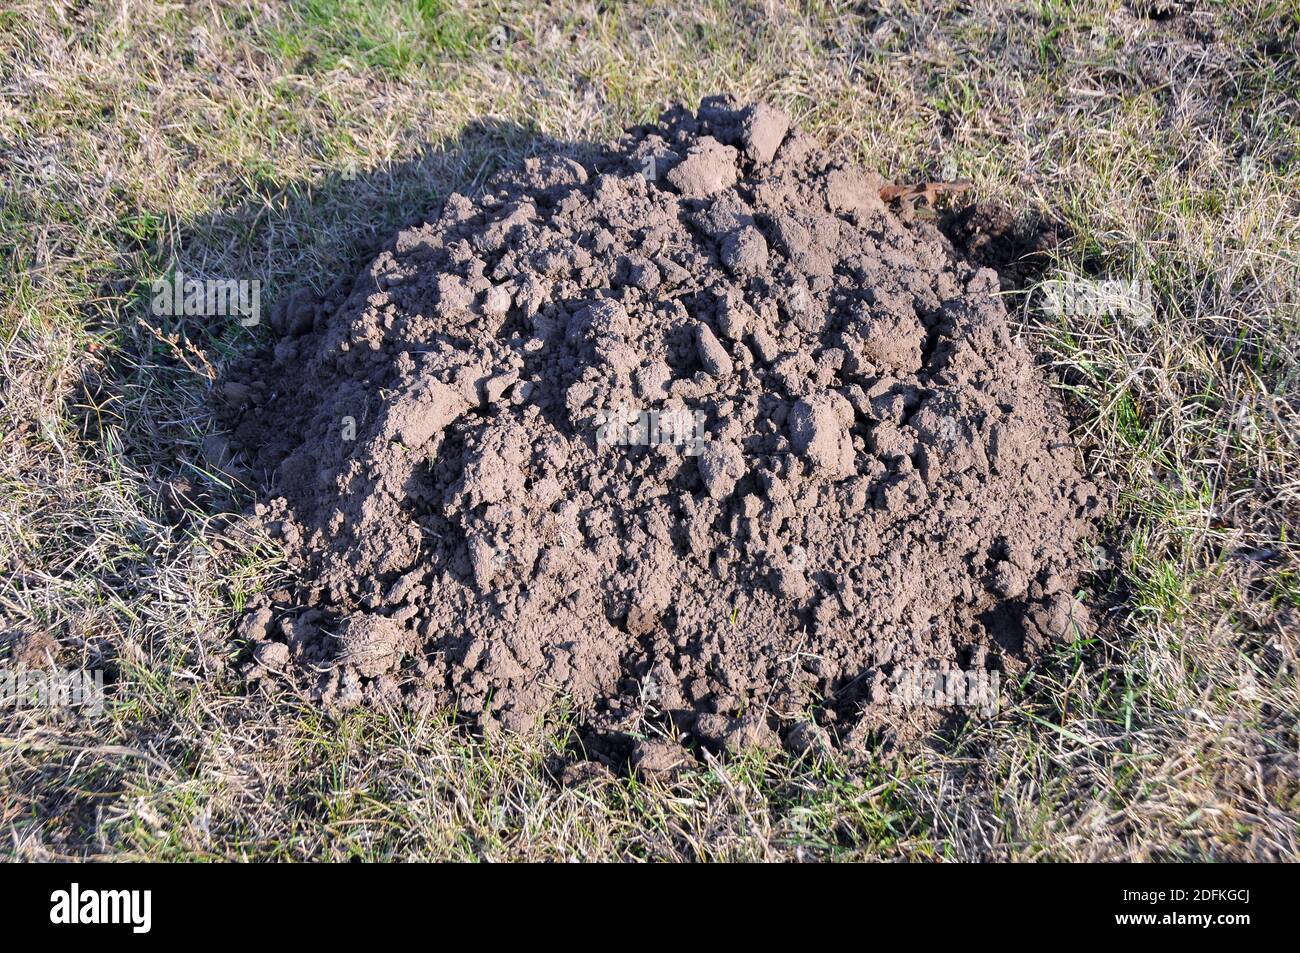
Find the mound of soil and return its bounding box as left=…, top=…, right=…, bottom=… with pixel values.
left=220, top=97, right=1101, bottom=753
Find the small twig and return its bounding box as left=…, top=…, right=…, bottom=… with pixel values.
left=135, top=317, right=217, bottom=382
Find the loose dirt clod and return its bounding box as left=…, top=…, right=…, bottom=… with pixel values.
left=222, top=97, right=1101, bottom=749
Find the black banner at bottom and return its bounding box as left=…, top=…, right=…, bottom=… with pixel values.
left=0, top=863, right=1274, bottom=939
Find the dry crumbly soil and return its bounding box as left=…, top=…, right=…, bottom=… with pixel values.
left=219, top=100, right=1100, bottom=762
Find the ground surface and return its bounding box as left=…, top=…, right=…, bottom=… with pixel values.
left=1, top=0, right=1296, bottom=861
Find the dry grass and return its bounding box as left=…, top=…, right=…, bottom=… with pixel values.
left=0, top=0, right=1296, bottom=860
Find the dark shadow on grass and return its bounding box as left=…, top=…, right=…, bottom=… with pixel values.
left=83, top=117, right=571, bottom=520
left=57, top=115, right=598, bottom=710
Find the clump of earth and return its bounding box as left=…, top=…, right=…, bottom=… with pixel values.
left=218, top=97, right=1101, bottom=763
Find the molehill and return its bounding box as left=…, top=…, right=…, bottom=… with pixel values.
left=219, top=97, right=1101, bottom=761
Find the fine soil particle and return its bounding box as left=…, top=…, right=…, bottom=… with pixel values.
left=220, top=97, right=1102, bottom=749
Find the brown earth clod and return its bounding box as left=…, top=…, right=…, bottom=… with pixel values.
left=220, top=97, right=1101, bottom=751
